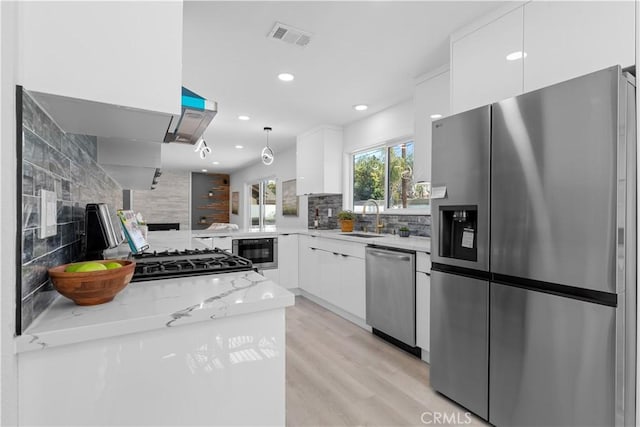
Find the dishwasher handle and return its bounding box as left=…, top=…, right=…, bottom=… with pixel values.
left=367, top=249, right=412, bottom=262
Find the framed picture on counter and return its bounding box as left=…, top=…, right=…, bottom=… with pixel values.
left=282, top=179, right=298, bottom=216
left=231, top=192, right=239, bottom=215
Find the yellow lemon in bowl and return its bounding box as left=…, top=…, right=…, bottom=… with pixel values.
left=75, top=262, right=107, bottom=272
left=105, top=262, right=122, bottom=269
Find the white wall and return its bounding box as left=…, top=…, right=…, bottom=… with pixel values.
left=0, top=1, right=19, bottom=424
left=341, top=99, right=414, bottom=208
left=131, top=170, right=191, bottom=230
left=230, top=146, right=307, bottom=230
left=343, top=99, right=414, bottom=154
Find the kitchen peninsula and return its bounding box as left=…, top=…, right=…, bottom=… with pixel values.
left=15, top=234, right=294, bottom=426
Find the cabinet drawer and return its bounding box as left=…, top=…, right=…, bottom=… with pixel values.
left=416, top=251, right=431, bottom=273
left=309, top=237, right=365, bottom=259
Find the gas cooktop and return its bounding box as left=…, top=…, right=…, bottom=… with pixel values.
left=130, top=248, right=253, bottom=282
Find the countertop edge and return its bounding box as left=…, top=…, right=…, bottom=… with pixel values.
left=193, top=229, right=431, bottom=252
left=15, top=281, right=295, bottom=354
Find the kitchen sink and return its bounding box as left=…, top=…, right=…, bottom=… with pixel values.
left=341, top=233, right=379, bottom=238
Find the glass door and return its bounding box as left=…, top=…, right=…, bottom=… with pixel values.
left=249, top=179, right=277, bottom=230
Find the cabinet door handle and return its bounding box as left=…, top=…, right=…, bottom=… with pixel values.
left=341, top=254, right=348, bottom=258
left=310, top=247, right=317, bottom=251
left=281, top=233, right=290, bottom=236
left=333, top=252, right=340, bottom=256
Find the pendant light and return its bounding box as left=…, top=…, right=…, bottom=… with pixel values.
left=262, top=126, right=274, bottom=165
left=194, top=138, right=211, bottom=159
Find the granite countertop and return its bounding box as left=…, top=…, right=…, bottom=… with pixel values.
left=167, top=228, right=430, bottom=253
left=16, top=271, right=294, bottom=353
left=15, top=232, right=295, bottom=354
left=304, top=229, right=431, bottom=252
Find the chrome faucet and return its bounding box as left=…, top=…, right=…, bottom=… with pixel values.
left=362, top=199, right=384, bottom=234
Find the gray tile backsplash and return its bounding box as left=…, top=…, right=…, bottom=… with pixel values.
left=19, top=89, right=122, bottom=333
left=308, top=194, right=343, bottom=229
left=356, top=213, right=431, bottom=237
left=308, top=194, right=430, bottom=237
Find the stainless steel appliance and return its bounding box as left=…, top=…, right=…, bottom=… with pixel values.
left=430, top=106, right=491, bottom=420
left=431, top=65, right=636, bottom=426
left=130, top=248, right=253, bottom=282
left=232, top=237, right=278, bottom=270
left=365, top=245, right=419, bottom=356
left=164, top=87, right=217, bottom=145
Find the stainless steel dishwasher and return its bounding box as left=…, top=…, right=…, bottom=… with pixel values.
left=365, top=245, right=419, bottom=356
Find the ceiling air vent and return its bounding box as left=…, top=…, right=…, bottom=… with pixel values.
left=268, top=22, right=312, bottom=47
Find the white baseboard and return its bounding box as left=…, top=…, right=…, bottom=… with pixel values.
left=296, top=289, right=371, bottom=332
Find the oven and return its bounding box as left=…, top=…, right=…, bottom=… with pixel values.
left=232, top=237, right=278, bottom=270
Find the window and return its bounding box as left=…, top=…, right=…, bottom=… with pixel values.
left=352, top=139, right=429, bottom=212
left=250, top=178, right=276, bottom=229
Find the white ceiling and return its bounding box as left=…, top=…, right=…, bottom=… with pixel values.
left=161, top=1, right=505, bottom=174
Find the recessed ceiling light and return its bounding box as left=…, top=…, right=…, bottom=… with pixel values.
left=506, top=51, right=527, bottom=61
left=201, top=169, right=207, bottom=172
left=430, top=114, right=443, bottom=119
left=212, top=161, right=220, bottom=165
left=235, top=145, right=244, bottom=149
left=354, top=104, right=368, bottom=111
left=278, top=73, right=295, bottom=82
left=238, top=115, right=250, bottom=121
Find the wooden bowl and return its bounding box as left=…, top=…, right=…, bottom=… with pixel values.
left=48, top=260, right=136, bottom=306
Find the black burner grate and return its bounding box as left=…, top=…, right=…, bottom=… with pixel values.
left=130, top=248, right=253, bottom=282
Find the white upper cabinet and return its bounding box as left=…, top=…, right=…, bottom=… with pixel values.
left=296, top=126, right=343, bottom=195
left=414, top=69, right=450, bottom=183
left=451, top=6, right=524, bottom=114
left=523, top=1, right=635, bottom=92
left=19, top=1, right=182, bottom=115
left=451, top=1, right=636, bottom=115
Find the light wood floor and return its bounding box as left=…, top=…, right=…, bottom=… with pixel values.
left=285, top=296, right=488, bottom=427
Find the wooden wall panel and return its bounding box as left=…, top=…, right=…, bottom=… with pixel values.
left=191, top=173, right=229, bottom=229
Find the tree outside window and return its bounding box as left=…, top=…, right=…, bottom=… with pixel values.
left=353, top=148, right=385, bottom=213
left=352, top=140, right=429, bottom=211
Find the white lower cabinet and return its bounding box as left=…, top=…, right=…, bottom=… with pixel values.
left=415, top=251, right=431, bottom=354
left=298, top=236, right=366, bottom=320
left=299, top=236, right=321, bottom=295
left=317, top=249, right=338, bottom=302
left=277, top=234, right=299, bottom=289
left=416, top=270, right=431, bottom=352
left=338, top=255, right=365, bottom=320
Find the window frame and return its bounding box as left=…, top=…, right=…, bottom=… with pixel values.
left=348, top=136, right=430, bottom=215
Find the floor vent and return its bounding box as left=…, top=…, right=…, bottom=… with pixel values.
left=268, top=22, right=312, bottom=47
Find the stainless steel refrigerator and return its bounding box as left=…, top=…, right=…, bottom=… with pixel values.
left=430, top=66, right=636, bottom=426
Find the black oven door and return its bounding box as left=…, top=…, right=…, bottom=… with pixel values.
left=232, top=238, right=278, bottom=269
